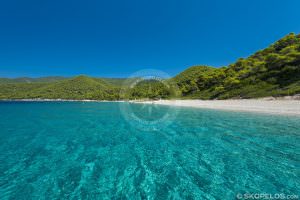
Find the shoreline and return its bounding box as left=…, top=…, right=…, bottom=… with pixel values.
left=133, top=99, right=300, bottom=116
left=1, top=98, right=300, bottom=116
left=0, top=99, right=125, bottom=102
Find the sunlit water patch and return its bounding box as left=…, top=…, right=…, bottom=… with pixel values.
left=0, top=102, right=299, bottom=199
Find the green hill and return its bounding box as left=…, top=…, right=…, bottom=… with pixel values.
left=171, top=66, right=219, bottom=97
left=0, top=83, right=48, bottom=99
left=0, top=76, right=137, bottom=87
left=33, top=76, right=120, bottom=100
left=0, top=33, right=299, bottom=100
left=0, top=76, right=119, bottom=100
left=0, top=76, right=67, bottom=84
left=171, top=33, right=300, bottom=99
left=97, top=78, right=128, bottom=86
left=128, top=79, right=171, bottom=99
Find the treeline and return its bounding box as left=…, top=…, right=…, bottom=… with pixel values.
left=0, top=33, right=299, bottom=100
left=0, top=76, right=120, bottom=100
left=171, top=33, right=300, bottom=99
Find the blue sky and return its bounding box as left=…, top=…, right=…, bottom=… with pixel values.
left=0, top=0, right=300, bottom=78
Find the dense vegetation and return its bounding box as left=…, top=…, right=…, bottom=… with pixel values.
left=171, top=33, right=300, bottom=99
left=0, top=76, right=119, bottom=100
left=125, top=79, right=175, bottom=99
left=0, top=33, right=300, bottom=100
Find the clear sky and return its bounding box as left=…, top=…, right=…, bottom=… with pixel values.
left=0, top=0, right=300, bottom=78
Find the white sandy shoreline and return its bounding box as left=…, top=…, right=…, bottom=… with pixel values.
left=133, top=99, right=300, bottom=116
left=1, top=98, right=300, bottom=116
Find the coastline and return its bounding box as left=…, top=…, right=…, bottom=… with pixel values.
left=0, top=99, right=125, bottom=102
left=1, top=98, right=300, bottom=116
left=133, top=99, right=300, bottom=116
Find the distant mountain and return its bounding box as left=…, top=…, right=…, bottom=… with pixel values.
left=0, top=76, right=137, bottom=87
left=0, top=76, right=119, bottom=100
left=0, top=76, right=68, bottom=84
left=0, top=33, right=299, bottom=100
left=30, top=76, right=119, bottom=100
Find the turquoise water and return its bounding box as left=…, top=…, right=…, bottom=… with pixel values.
left=0, top=102, right=299, bottom=199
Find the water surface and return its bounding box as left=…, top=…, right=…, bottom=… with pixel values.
left=0, top=102, right=299, bottom=199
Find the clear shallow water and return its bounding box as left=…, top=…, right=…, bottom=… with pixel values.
left=0, top=102, right=299, bottom=200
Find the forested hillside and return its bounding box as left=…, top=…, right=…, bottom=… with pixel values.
left=0, top=33, right=299, bottom=100
left=0, top=76, right=119, bottom=100
left=172, top=33, right=300, bottom=99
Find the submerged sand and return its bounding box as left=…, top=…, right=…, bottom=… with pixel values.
left=133, top=99, right=300, bottom=116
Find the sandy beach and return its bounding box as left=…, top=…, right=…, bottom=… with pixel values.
left=134, top=99, right=300, bottom=116
left=1, top=98, right=300, bottom=116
